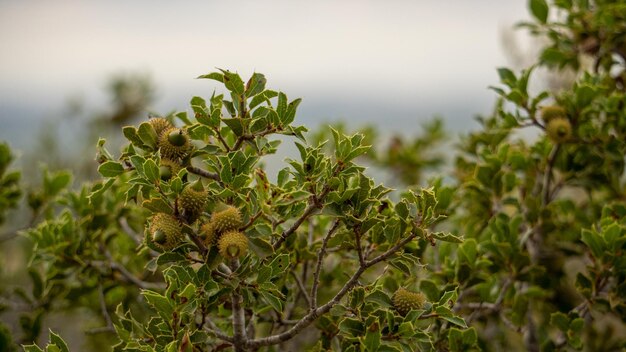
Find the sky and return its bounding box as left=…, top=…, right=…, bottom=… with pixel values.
left=0, top=0, right=530, bottom=148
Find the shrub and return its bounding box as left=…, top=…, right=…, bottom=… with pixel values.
left=6, top=0, right=626, bottom=351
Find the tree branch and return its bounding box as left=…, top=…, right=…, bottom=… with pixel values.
left=187, top=165, right=221, bottom=182
left=229, top=259, right=247, bottom=351
left=311, top=220, right=340, bottom=310
left=248, top=229, right=419, bottom=348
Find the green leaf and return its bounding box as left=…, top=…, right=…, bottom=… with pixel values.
left=23, top=346, right=44, bottom=352
left=143, top=290, right=174, bottom=319
left=138, top=122, right=159, bottom=149
left=245, top=73, right=267, bottom=97
left=581, top=229, right=604, bottom=258
left=260, top=290, right=283, bottom=312
left=123, top=126, right=145, bottom=147
left=497, top=67, right=517, bottom=86
left=529, top=0, right=549, bottom=23
left=49, top=330, right=70, bottom=352
left=435, top=306, right=467, bottom=328
left=142, top=198, right=173, bottom=215
left=338, top=317, right=364, bottom=336
left=431, top=231, right=463, bottom=243
left=363, top=326, right=381, bottom=351
left=220, top=69, right=245, bottom=95
left=197, top=72, right=224, bottom=82
left=143, top=159, right=160, bottom=183
left=98, top=161, right=125, bottom=177
left=550, top=312, right=569, bottom=332
left=223, top=118, right=246, bottom=137
left=365, top=289, right=392, bottom=308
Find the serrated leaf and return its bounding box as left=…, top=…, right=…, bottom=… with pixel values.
left=142, top=198, right=173, bottom=214
left=49, top=330, right=69, bottom=352
left=138, top=122, right=158, bottom=149
left=431, top=231, right=463, bottom=243
left=260, top=290, right=283, bottom=312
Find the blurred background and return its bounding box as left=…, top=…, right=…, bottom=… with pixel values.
left=1, top=0, right=531, bottom=156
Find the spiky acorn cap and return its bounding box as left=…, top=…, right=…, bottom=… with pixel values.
left=159, top=158, right=182, bottom=181
left=158, top=127, right=192, bottom=160
left=180, top=180, right=208, bottom=222
left=211, top=205, right=243, bottom=233
left=200, top=221, right=218, bottom=246
left=541, top=106, right=567, bottom=124
left=546, top=117, right=572, bottom=144
left=149, top=213, right=183, bottom=251
left=218, top=230, right=248, bottom=259
left=149, top=117, right=174, bottom=137
left=392, top=288, right=426, bottom=316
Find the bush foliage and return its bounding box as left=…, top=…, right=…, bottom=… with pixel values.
left=1, top=0, right=625, bottom=351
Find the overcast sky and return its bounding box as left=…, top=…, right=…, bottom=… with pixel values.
left=0, top=0, right=530, bottom=143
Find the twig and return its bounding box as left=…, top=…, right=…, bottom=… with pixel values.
left=187, top=165, right=221, bottom=182
left=241, top=211, right=262, bottom=231
left=290, top=271, right=312, bottom=308
left=86, top=283, right=115, bottom=334
left=311, top=220, right=340, bottom=310
left=204, top=317, right=234, bottom=343
left=109, top=261, right=164, bottom=290
left=542, top=144, right=560, bottom=206
left=118, top=217, right=142, bottom=246
left=354, top=226, right=366, bottom=267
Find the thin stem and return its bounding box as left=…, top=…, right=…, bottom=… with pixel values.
left=311, top=220, right=340, bottom=310
left=542, top=144, right=560, bottom=206
left=290, top=271, right=312, bottom=308
left=86, top=283, right=115, bottom=334
left=354, top=226, right=366, bottom=267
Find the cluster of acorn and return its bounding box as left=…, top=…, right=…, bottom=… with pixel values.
left=148, top=117, right=192, bottom=181
left=200, top=205, right=248, bottom=260
left=541, top=106, right=572, bottom=144
left=148, top=202, right=248, bottom=261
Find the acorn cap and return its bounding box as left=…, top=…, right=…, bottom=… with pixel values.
left=546, top=117, right=572, bottom=144
left=180, top=181, right=208, bottom=222
left=149, top=213, right=183, bottom=251
left=541, top=106, right=567, bottom=124
left=158, top=127, right=191, bottom=160
left=159, top=158, right=182, bottom=181
left=149, top=117, right=174, bottom=137
left=200, top=221, right=218, bottom=246
left=211, top=206, right=243, bottom=233
left=218, top=230, right=248, bottom=259
left=392, top=288, right=426, bottom=316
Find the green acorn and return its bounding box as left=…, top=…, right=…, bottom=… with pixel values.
left=210, top=205, right=243, bottom=233
left=159, top=158, right=182, bottom=181
left=546, top=117, right=572, bottom=144
left=540, top=105, right=567, bottom=124
left=218, top=230, right=248, bottom=259
left=149, top=213, right=183, bottom=251
left=180, top=180, right=208, bottom=222
left=158, top=127, right=191, bottom=160
left=149, top=117, right=174, bottom=137
left=392, top=288, right=426, bottom=316
left=200, top=221, right=218, bottom=246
